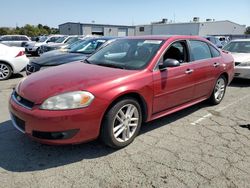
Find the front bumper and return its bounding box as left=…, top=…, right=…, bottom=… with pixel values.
left=234, top=66, right=250, bottom=79
left=9, top=94, right=104, bottom=145
left=25, top=46, right=38, bottom=53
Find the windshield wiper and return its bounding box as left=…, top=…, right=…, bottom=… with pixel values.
left=97, top=63, right=125, bottom=69
left=84, top=59, right=91, bottom=64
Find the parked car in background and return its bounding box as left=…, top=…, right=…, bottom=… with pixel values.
left=40, top=35, right=84, bottom=54
left=223, top=39, right=250, bottom=79
left=26, top=37, right=117, bottom=75
left=11, top=35, right=234, bottom=148
left=0, top=44, right=29, bottom=80
left=204, top=36, right=228, bottom=48
left=24, top=35, right=65, bottom=56
left=0, top=35, right=31, bottom=47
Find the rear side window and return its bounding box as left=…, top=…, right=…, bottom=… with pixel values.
left=189, top=40, right=212, bottom=61
left=209, top=45, right=220, bottom=57
left=20, top=36, right=29, bottom=41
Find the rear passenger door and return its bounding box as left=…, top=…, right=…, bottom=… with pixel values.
left=188, top=40, right=221, bottom=100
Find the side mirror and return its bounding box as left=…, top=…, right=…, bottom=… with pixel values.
left=159, top=58, right=180, bottom=71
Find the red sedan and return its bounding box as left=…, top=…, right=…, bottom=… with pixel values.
left=9, top=36, right=234, bottom=148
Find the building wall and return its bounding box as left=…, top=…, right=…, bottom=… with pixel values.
left=59, top=23, right=81, bottom=35
left=82, top=26, right=92, bottom=35
left=198, top=21, right=246, bottom=35
left=135, top=25, right=152, bottom=35
left=152, top=23, right=200, bottom=35
left=59, top=22, right=135, bottom=36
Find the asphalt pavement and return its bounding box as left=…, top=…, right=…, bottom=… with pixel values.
left=0, top=70, right=250, bottom=188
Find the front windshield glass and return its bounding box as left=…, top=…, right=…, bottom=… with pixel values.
left=223, top=41, right=250, bottom=53
left=39, top=36, right=48, bottom=42
left=87, top=39, right=164, bottom=70
left=54, top=36, right=67, bottom=43
left=69, top=39, right=107, bottom=54
left=66, top=39, right=85, bottom=49
left=65, top=37, right=79, bottom=44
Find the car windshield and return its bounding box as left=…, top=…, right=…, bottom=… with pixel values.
left=54, top=36, right=67, bottom=43
left=69, top=39, right=107, bottom=54
left=87, top=39, right=164, bottom=70
left=223, top=41, right=250, bottom=53
left=66, top=39, right=85, bottom=50
left=65, top=37, right=79, bottom=44
left=39, top=36, right=48, bottom=42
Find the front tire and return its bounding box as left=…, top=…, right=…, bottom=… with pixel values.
left=100, top=98, right=142, bottom=149
left=209, top=75, right=227, bottom=105
left=0, top=63, right=12, bottom=80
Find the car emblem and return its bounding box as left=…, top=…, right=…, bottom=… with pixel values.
left=16, top=96, right=21, bottom=102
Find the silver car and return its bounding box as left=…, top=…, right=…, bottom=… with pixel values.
left=223, top=39, right=250, bottom=79
left=0, top=35, right=31, bottom=47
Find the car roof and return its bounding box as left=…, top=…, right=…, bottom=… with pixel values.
left=124, top=35, right=206, bottom=41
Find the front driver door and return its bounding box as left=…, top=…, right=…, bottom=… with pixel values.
left=152, top=40, right=196, bottom=114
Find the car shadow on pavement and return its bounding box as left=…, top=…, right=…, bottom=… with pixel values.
left=0, top=102, right=207, bottom=173
left=229, top=78, right=250, bottom=87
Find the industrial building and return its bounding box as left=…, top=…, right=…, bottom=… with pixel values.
left=59, top=22, right=135, bottom=36
left=135, top=18, right=246, bottom=36
left=59, top=18, right=246, bottom=37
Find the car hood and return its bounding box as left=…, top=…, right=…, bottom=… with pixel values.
left=32, top=51, right=87, bottom=66
left=16, top=62, right=137, bottom=104
left=231, top=53, right=250, bottom=63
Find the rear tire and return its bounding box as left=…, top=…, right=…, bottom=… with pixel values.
left=209, top=75, right=227, bottom=105
left=100, top=98, right=142, bottom=149
left=0, top=63, right=12, bottom=80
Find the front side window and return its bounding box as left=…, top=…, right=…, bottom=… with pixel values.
left=87, top=39, right=164, bottom=70
left=223, top=41, right=250, bottom=53
left=163, top=41, right=188, bottom=63
left=189, top=40, right=212, bottom=61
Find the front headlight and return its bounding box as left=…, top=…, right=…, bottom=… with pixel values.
left=40, top=91, right=94, bottom=110
left=238, top=61, right=250, bottom=66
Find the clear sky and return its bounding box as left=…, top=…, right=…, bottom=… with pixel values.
left=1, top=0, right=250, bottom=28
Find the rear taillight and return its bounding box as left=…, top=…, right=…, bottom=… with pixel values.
left=15, top=51, right=25, bottom=57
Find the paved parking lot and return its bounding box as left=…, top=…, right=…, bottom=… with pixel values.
left=0, top=69, right=250, bottom=187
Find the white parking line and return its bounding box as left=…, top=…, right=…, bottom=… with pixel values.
left=191, top=94, right=250, bottom=125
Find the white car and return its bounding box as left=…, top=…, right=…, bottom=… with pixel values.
left=223, top=39, right=250, bottom=79
left=0, top=35, right=31, bottom=47
left=0, top=44, right=29, bottom=80
left=25, top=35, right=65, bottom=55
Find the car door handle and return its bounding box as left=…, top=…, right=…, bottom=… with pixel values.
left=213, top=62, right=220, bottom=67
left=185, top=69, right=193, bottom=74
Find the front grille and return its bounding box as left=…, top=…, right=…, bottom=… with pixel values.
left=12, top=91, right=34, bottom=109
left=235, top=62, right=241, bottom=66
left=12, top=114, right=26, bottom=132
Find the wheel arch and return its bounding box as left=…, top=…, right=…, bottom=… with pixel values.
left=0, top=60, right=13, bottom=72
left=102, top=92, right=149, bottom=124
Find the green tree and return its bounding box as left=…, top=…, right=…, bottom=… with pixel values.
left=245, top=26, right=250, bottom=34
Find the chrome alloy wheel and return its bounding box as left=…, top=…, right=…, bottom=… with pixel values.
left=0, top=63, right=11, bottom=80
left=214, top=78, right=226, bottom=102
left=113, top=104, right=139, bottom=142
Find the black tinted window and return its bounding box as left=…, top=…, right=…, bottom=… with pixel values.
left=189, top=40, right=212, bottom=61
left=209, top=45, right=220, bottom=57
